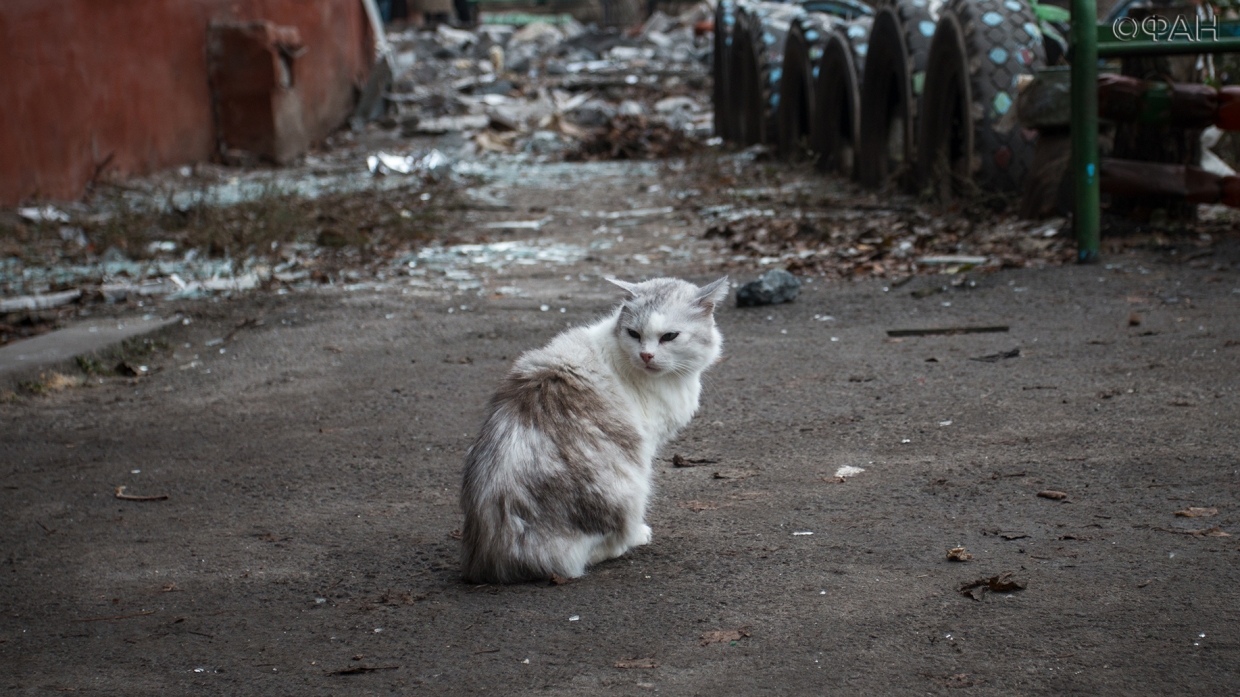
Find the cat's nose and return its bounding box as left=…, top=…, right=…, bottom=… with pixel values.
left=640, top=352, right=653, bottom=364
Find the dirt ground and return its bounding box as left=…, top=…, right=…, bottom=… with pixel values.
left=3, top=152, right=1240, bottom=695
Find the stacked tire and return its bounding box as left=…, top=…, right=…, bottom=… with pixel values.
left=732, top=2, right=805, bottom=146
left=713, top=0, right=1043, bottom=202
left=812, top=14, right=872, bottom=176
left=777, top=12, right=830, bottom=161
left=915, top=0, right=1045, bottom=200
left=713, top=0, right=740, bottom=141
left=857, top=0, right=939, bottom=191
left=778, top=12, right=873, bottom=175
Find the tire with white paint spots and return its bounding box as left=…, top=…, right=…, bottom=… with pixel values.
left=857, top=0, right=939, bottom=190
left=915, top=0, right=1045, bottom=197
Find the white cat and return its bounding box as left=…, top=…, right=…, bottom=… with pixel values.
left=460, top=276, right=729, bottom=583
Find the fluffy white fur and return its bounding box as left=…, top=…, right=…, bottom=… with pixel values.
left=460, top=276, right=729, bottom=583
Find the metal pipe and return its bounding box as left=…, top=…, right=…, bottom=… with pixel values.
left=1099, top=37, right=1240, bottom=58
left=1071, top=0, right=1101, bottom=262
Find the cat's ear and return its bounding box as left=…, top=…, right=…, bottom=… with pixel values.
left=606, top=276, right=641, bottom=298
left=695, top=277, right=730, bottom=313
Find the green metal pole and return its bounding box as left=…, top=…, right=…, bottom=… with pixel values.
left=1071, top=0, right=1100, bottom=262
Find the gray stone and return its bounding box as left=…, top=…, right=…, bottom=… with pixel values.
left=736, top=269, right=801, bottom=307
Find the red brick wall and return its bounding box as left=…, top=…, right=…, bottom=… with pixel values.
left=0, top=0, right=373, bottom=205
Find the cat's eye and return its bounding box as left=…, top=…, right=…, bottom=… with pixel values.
left=659, top=332, right=679, bottom=343
left=627, top=329, right=641, bottom=340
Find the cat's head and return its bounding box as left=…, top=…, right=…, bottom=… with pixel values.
left=607, top=276, right=729, bottom=377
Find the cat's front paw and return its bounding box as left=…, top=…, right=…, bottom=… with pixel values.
left=635, top=524, right=653, bottom=546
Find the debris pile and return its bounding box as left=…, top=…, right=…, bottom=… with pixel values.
left=382, top=6, right=715, bottom=159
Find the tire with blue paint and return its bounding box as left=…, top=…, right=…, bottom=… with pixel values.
left=713, top=0, right=740, bottom=141
left=777, top=12, right=827, bottom=160
left=857, top=0, right=939, bottom=190
left=916, top=0, right=1046, bottom=197
left=809, top=15, right=871, bottom=177
left=736, top=2, right=801, bottom=146
left=731, top=3, right=765, bottom=145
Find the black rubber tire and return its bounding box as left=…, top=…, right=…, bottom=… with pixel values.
left=810, top=16, right=870, bottom=177
left=777, top=14, right=823, bottom=160
left=916, top=0, right=1046, bottom=198
left=736, top=2, right=802, bottom=146
left=713, top=0, right=741, bottom=141
left=857, top=0, right=936, bottom=190
left=731, top=5, right=766, bottom=145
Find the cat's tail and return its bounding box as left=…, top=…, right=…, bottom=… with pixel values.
left=460, top=499, right=600, bottom=583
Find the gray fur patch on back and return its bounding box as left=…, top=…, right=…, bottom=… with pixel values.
left=494, top=366, right=641, bottom=463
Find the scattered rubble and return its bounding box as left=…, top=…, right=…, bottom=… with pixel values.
left=383, top=5, right=714, bottom=159
left=5, top=6, right=1237, bottom=355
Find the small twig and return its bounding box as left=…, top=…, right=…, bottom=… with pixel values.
left=328, top=665, right=400, bottom=675
left=70, top=610, right=155, bottom=623
left=224, top=317, right=262, bottom=342
left=115, top=486, right=168, bottom=501
left=37, top=521, right=56, bottom=535
left=887, top=326, right=1009, bottom=337
left=474, top=648, right=500, bottom=654
left=188, top=631, right=215, bottom=638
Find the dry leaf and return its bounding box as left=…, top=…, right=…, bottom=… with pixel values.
left=1037, top=490, right=1068, bottom=500
left=680, top=500, right=719, bottom=512
left=1174, top=507, right=1217, bottom=518
left=946, top=547, right=973, bottom=562
left=699, top=627, right=752, bottom=646
left=548, top=574, right=573, bottom=586
left=959, top=572, right=1026, bottom=600
left=1191, top=526, right=1231, bottom=538
left=614, top=659, right=659, bottom=669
